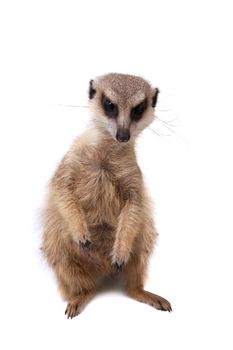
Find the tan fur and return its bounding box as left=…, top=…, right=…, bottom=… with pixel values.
left=42, top=73, right=172, bottom=318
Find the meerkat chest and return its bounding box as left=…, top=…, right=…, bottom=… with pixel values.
left=77, top=154, right=143, bottom=227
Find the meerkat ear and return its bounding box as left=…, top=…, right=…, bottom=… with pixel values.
left=152, top=88, right=160, bottom=107
left=89, top=79, right=96, bottom=99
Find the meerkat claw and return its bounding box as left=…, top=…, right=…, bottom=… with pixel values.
left=114, top=261, right=124, bottom=272
left=79, top=239, right=91, bottom=249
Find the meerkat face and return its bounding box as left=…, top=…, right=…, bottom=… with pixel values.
left=88, top=73, right=159, bottom=143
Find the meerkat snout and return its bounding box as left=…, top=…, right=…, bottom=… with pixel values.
left=116, top=128, right=130, bottom=142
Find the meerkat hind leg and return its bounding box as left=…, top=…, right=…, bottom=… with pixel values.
left=124, top=256, right=172, bottom=312
left=53, top=254, right=97, bottom=319
left=127, top=288, right=172, bottom=312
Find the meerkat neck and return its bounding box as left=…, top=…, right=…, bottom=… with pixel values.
left=91, top=125, right=136, bottom=155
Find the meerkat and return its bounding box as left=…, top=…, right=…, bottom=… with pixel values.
left=42, top=73, right=172, bottom=318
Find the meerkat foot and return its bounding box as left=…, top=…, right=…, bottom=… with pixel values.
left=127, top=289, right=172, bottom=312
left=65, top=291, right=95, bottom=319
left=65, top=300, right=81, bottom=319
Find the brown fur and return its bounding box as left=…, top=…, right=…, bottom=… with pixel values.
left=42, top=73, right=172, bottom=318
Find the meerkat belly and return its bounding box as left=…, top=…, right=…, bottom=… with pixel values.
left=75, top=166, right=122, bottom=228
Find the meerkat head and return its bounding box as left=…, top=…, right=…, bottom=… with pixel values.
left=88, top=73, right=159, bottom=143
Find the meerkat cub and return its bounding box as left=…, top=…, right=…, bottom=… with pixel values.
left=42, top=73, right=172, bottom=318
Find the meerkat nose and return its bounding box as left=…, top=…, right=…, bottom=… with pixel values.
left=116, top=128, right=130, bottom=142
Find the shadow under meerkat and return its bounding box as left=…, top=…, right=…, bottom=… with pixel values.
left=42, top=73, right=172, bottom=318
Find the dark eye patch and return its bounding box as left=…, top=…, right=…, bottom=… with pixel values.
left=101, top=94, right=118, bottom=118
left=130, top=98, right=148, bottom=121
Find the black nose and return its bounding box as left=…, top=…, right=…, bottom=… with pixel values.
left=116, top=129, right=130, bottom=142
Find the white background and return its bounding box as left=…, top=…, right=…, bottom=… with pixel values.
left=0, top=1, right=232, bottom=349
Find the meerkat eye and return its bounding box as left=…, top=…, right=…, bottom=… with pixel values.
left=131, top=99, right=148, bottom=121
left=105, top=99, right=115, bottom=111
left=102, top=95, right=118, bottom=118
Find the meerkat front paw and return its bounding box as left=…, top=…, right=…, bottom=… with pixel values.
left=79, top=238, right=91, bottom=249
left=72, top=230, right=91, bottom=249
left=111, top=245, right=131, bottom=272
left=113, top=261, right=124, bottom=273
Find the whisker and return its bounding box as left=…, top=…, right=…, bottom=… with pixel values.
left=156, top=108, right=175, bottom=113
left=48, top=101, right=188, bottom=145
left=156, top=116, right=180, bottom=128
left=157, top=93, right=175, bottom=102
left=155, top=119, right=177, bottom=135
left=148, top=127, right=171, bottom=141
left=49, top=104, right=89, bottom=108
left=155, top=119, right=189, bottom=145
